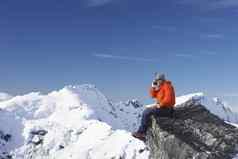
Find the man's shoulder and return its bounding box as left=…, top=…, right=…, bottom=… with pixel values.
left=164, top=80, right=173, bottom=86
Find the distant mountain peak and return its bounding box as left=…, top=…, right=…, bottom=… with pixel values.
left=125, top=99, right=144, bottom=108
left=0, top=93, right=12, bottom=102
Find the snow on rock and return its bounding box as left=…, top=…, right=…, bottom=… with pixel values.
left=0, top=85, right=149, bottom=159
left=175, top=92, right=238, bottom=124
left=175, top=92, right=204, bottom=106
left=0, top=109, right=23, bottom=159
left=51, top=123, right=148, bottom=159
left=234, top=154, right=238, bottom=159
left=113, top=99, right=144, bottom=132
left=0, top=85, right=237, bottom=159
left=226, top=121, right=238, bottom=128
left=212, top=97, right=238, bottom=123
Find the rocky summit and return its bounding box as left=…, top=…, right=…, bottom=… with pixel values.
left=146, top=100, right=238, bottom=159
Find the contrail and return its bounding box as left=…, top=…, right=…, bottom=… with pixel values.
left=93, top=53, right=159, bottom=62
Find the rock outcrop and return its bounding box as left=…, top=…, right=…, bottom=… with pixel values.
left=0, top=131, right=12, bottom=159
left=146, top=102, right=238, bottom=159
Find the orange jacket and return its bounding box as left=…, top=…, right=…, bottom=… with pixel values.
left=150, top=81, right=175, bottom=108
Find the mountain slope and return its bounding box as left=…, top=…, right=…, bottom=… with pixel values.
left=0, top=93, right=12, bottom=102
left=0, top=85, right=149, bottom=159
left=176, top=93, right=238, bottom=123
left=0, top=85, right=237, bottom=159
left=147, top=102, right=238, bottom=159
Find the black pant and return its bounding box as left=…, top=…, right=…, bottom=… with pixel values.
left=138, top=107, right=173, bottom=133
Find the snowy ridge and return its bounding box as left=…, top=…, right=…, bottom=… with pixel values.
left=0, top=93, right=12, bottom=102
left=0, top=85, right=149, bottom=159
left=113, top=99, right=144, bottom=132
left=175, top=92, right=238, bottom=123
left=175, top=92, right=204, bottom=106
left=212, top=97, right=238, bottom=123
left=0, top=85, right=237, bottom=158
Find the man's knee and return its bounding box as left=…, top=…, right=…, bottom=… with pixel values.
left=143, top=108, right=155, bottom=117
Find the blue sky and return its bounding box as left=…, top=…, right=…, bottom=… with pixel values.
left=1, top=0, right=238, bottom=109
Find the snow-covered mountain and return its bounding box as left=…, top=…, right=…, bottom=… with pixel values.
left=0, top=85, right=237, bottom=159
left=212, top=97, right=238, bottom=123
left=176, top=92, right=238, bottom=123
left=0, top=93, right=12, bottom=102
left=0, top=85, right=149, bottom=159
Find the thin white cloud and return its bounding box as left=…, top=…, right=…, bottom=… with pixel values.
left=200, top=51, right=218, bottom=56
left=175, top=53, right=195, bottom=59
left=200, top=34, right=224, bottom=39
left=94, top=52, right=218, bottom=62
left=87, top=0, right=112, bottom=7
left=175, top=51, right=219, bottom=60
left=93, top=53, right=159, bottom=62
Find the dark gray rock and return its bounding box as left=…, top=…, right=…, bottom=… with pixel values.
left=0, top=131, right=11, bottom=143
left=146, top=103, right=238, bottom=159
left=30, top=130, right=48, bottom=136
left=28, top=129, right=48, bottom=146
left=0, top=131, right=12, bottom=159
left=125, top=100, right=143, bottom=108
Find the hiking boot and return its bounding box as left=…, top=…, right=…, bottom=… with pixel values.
left=132, top=132, right=146, bottom=141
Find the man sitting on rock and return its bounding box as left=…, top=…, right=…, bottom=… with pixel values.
left=132, top=73, right=176, bottom=141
